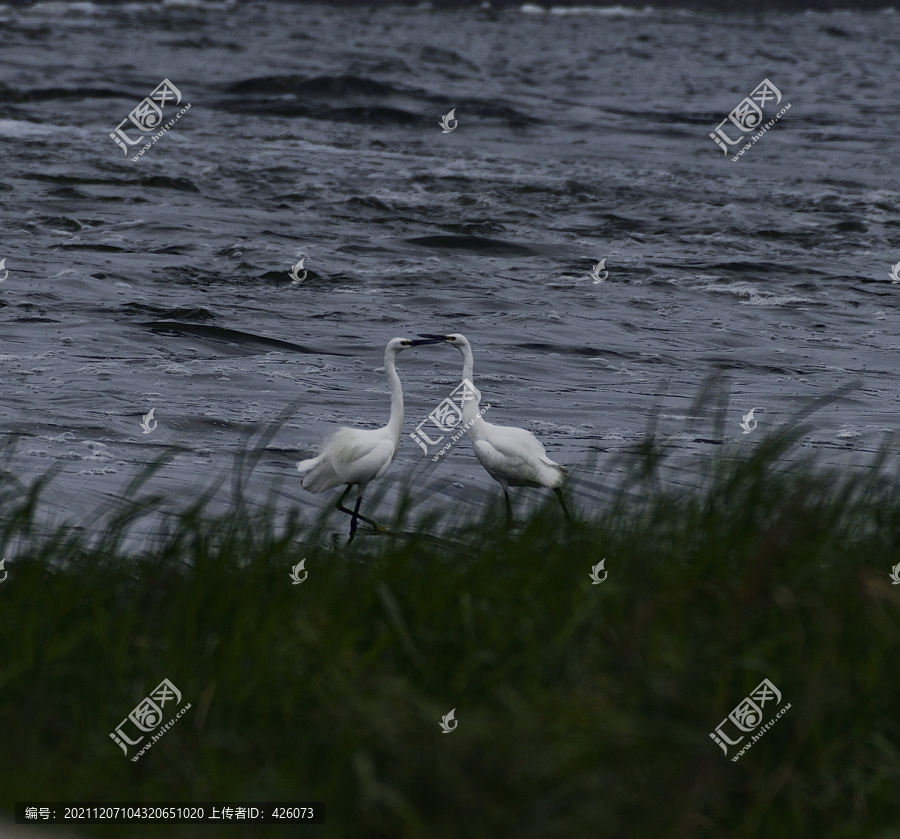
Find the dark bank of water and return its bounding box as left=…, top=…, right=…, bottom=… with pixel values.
left=0, top=0, right=899, bottom=536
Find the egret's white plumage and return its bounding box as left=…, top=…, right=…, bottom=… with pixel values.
left=422, top=333, right=570, bottom=523
left=297, top=336, right=438, bottom=540
left=297, top=427, right=399, bottom=493
left=472, top=426, right=566, bottom=491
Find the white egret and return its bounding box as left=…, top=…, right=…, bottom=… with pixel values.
left=297, top=336, right=441, bottom=541
left=420, top=333, right=571, bottom=525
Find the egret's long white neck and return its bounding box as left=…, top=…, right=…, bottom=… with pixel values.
left=460, top=341, right=474, bottom=383
left=458, top=341, right=480, bottom=425
left=384, top=346, right=404, bottom=443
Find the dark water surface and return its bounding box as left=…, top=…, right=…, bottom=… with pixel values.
left=1, top=1, right=899, bottom=532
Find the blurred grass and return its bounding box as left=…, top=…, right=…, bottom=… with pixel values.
left=1, top=427, right=900, bottom=839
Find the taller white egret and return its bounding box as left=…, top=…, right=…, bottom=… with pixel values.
left=297, top=336, right=441, bottom=541
left=420, top=333, right=571, bottom=525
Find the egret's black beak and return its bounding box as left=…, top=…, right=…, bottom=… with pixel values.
left=416, top=333, right=450, bottom=342
left=409, top=337, right=444, bottom=346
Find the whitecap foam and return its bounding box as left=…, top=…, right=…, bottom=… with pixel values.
left=0, top=119, right=66, bottom=139
left=549, top=5, right=653, bottom=16
left=699, top=281, right=813, bottom=307
left=520, top=3, right=652, bottom=15
left=26, top=1, right=100, bottom=15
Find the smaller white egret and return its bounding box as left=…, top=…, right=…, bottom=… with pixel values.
left=420, top=333, right=571, bottom=525
left=297, top=336, right=440, bottom=542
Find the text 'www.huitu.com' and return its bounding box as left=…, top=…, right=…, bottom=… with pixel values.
left=709, top=677, right=791, bottom=762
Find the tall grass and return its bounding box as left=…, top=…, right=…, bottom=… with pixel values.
left=1, top=426, right=899, bottom=838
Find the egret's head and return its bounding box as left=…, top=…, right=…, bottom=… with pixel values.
left=387, top=336, right=445, bottom=355
left=417, top=333, right=469, bottom=352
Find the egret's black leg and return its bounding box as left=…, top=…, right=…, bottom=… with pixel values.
left=348, top=493, right=364, bottom=543
left=554, top=487, right=572, bottom=523
left=354, top=509, right=384, bottom=530
left=504, top=489, right=513, bottom=527
left=335, top=484, right=355, bottom=517
left=336, top=484, right=361, bottom=542
left=336, top=485, right=383, bottom=535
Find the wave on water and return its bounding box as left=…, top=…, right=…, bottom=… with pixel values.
left=4, top=0, right=897, bottom=16
left=405, top=235, right=539, bottom=256
left=698, top=282, right=817, bottom=307
left=214, top=73, right=536, bottom=126
left=138, top=321, right=350, bottom=355
left=520, top=4, right=654, bottom=15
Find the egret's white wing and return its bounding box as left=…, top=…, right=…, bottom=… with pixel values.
left=482, top=423, right=549, bottom=461
left=322, top=428, right=396, bottom=484
left=473, top=424, right=564, bottom=489
left=298, top=424, right=399, bottom=492
left=473, top=437, right=542, bottom=487
left=348, top=438, right=397, bottom=484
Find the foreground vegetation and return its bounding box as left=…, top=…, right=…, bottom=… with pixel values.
left=1, top=429, right=899, bottom=838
